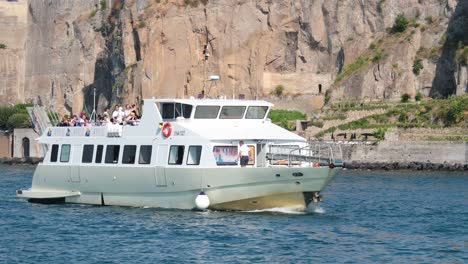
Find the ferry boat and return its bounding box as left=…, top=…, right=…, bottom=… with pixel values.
left=17, top=98, right=342, bottom=211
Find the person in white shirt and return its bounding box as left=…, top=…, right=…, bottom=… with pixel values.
left=112, top=105, right=120, bottom=120
left=238, top=140, right=250, bottom=167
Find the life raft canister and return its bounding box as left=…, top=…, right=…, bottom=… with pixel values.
left=162, top=122, right=172, bottom=137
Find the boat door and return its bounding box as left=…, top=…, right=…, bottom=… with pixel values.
left=70, top=144, right=80, bottom=183
left=256, top=143, right=267, bottom=167
left=154, top=144, right=168, bottom=187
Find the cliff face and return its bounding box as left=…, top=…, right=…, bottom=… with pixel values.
left=0, top=0, right=27, bottom=104
left=0, top=0, right=466, bottom=114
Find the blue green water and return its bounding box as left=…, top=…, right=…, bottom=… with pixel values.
left=0, top=165, right=467, bottom=263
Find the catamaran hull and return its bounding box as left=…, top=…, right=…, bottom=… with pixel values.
left=18, top=164, right=340, bottom=211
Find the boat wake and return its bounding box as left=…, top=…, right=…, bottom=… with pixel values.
left=244, top=206, right=307, bottom=215
left=307, top=204, right=326, bottom=214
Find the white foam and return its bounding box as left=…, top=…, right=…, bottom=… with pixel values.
left=244, top=206, right=306, bottom=214
left=307, top=204, right=326, bottom=214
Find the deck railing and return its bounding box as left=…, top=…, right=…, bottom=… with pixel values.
left=267, top=142, right=343, bottom=167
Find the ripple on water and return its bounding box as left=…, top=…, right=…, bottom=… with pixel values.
left=1, top=166, right=467, bottom=263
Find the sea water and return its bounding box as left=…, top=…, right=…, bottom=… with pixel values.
left=0, top=165, right=466, bottom=263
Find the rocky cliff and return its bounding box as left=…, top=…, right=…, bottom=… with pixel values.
left=0, top=0, right=466, bottom=114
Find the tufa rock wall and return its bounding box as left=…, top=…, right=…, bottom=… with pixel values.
left=0, top=0, right=466, bottom=114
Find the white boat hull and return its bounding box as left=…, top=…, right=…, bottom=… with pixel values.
left=18, top=164, right=340, bottom=211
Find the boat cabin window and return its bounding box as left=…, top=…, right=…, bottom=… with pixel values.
left=50, top=144, right=59, bottom=162
left=247, top=145, right=255, bottom=165
left=95, top=145, right=103, bottom=163
left=219, top=106, right=246, bottom=119
left=161, top=103, right=193, bottom=119
left=245, top=106, right=269, bottom=119
left=82, top=145, right=94, bottom=163
left=168, top=145, right=184, bottom=165
left=187, top=146, right=202, bottom=165
left=105, top=145, right=120, bottom=164
left=139, top=145, right=152, bottom=164
left=122, top=145, right=137, bottom=164
left=194, top=106, right=220, bottom=119
left=60, top=144, right=71, bottom=162
left=213, top=146, right=238, bottom=166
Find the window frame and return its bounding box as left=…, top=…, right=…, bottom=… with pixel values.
left=95, top=145, right=103, bottom=163
left=187, top=145, right=202, bottom=165
left=213, top=145, right=239, bottom=166
left=194, top=106, right=220, bottom=119
left=138, top=145, right=153, bottom=165
left=245, top=106, right=269, bottom=119
left=161, top=103, right=175, bottom=119
left=122, top=145, right=137, bottom=164
left=168, top=145, right=185, bottom=165
left=82, top=144, right=94, bottom=163
left=60, top=144, right=71, bottom=163
left=219, top=106, right=247, bottom=119
left=105, top=145, right=121, bottom=164
left=50, top=144, right=59, bottom=162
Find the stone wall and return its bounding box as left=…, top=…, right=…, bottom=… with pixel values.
left=13, top=128, right=44, bottom=158
left=0, top=132, right=12, bottom=157
left=341, top=141, right=467, bottom=164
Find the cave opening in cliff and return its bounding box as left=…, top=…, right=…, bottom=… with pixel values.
left=319, top=84, right=322, bottom=94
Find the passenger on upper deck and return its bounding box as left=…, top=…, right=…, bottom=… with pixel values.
left=125, top=111, right=138, bottom=126
left=112, top=105, right=124, bottom=124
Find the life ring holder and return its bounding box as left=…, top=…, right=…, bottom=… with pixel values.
left=162, top=122, right=172, bottom=138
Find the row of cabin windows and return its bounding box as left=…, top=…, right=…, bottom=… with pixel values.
left=160, top=103, right=268, bottom=120
left=50, top=144, right=202, bottom=166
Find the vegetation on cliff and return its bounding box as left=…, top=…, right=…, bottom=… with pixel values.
left=314, top=95, right=468, bottom=139
left=268, top=110, right=306, bottom=131
left=0, top=104, right=31, bottom=130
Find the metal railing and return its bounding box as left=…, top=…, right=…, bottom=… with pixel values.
left=267, top=142, right=343, bottom=167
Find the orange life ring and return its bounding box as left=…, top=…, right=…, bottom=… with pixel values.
left=162, top=122, right=172, bottom=137
left=314, top=162, right=320, bottom=167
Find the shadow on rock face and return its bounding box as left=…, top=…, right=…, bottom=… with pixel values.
left=431, top=1, right=468, bottom=98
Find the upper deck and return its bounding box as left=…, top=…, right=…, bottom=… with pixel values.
left=39, top=98, right=305, bottom=143
left=155, top=98, right=273, bottom=121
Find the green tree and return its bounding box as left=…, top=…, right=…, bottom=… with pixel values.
left=413, top=59, right=424, bottom=75
left=391, top=14, right=409, bottom=34
left=100, top=0, right=107, bottom=10
left=415, top=92, right=423, bottom=101
left=373, top=127, right=387, bottom=141
left=271, top=84, right=285, bottom=97
left=401, top=93, right=411, bottom=103
left=6, top=113, right=30, bottom=130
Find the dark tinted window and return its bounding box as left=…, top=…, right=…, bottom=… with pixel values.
left=139, top=145, right=152, bottom=164
left=50, top=144, right=59, bottom=162
left=82, top=145, right=94, bottom=163
left=175, top=103, right=193, bottom=118
left=122, top=145, right=137, bottom=164
left=168, top=145, right=184, bottom=165
left=60, top=144, right=71, bottom=162
left=105, top=145, right=120, bottom=164
left=95, top=145, right=103, bottom=163
left=162, top=103, right=175, bottom=119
